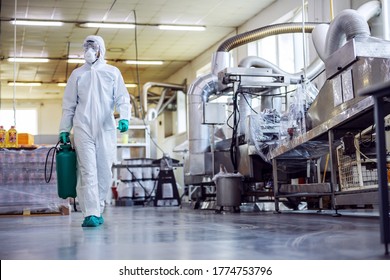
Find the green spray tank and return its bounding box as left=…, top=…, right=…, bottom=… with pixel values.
left=56, top=143, right=77, bottom=198
left=45, top=141, right=77, bottom=199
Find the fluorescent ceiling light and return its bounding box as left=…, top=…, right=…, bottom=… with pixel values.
left=79, top=22, right=135, bottom=29
left=8, top=82, right=42, bottom=86
left=10, top=20, right=63, bottom=26
left=8, top=58, right=49, bottom=63
left=60, top=82, right=137, bottom=87
left=67, top=59, right=85, bottom=64
left=125, top=84, right=138, bottom=88
left=125, top=60, right=163, bottom=65
left=67, top=58, right=109, bottom=64
left=158, top=25, right=206, bottom=31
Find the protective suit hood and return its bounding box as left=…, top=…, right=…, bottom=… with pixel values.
left=83, top=35, right=106, bottom=63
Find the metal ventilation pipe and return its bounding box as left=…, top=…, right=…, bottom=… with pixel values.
left=312, top=24, right=329, bottom=62
left=188, top=23, right=322, bottom=157
left=155, top=88, right=171, bottom=114
left=237, top=93, right=252, bottom=135
left=157, top=92, right=177, bottom=116
left=312, top=1, right=380, bottom=62
left=213, top=22, right=323, bottom=88
left=187, top=73, right=218, bottom=154
left=217, top=22, right=319, bottom=52
left=380, top=0, right=390, bottom=40
left=357, top=0, right=381, bottom=22
left=324, top=9, right=371, bottom=58
left=186, top=2, right=383, bottom=176
left=187, top=51, right=230, bottom=156
left=238, top=56, right=324, bottom=84
left=236, top=56, right=325, bottom=128
left=141, top=82, right=186, bottom=119
left=129, top=94, right=141, bottom=119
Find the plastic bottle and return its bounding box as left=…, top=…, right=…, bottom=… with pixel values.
left=6, top=126, right=18, bottom=148
left=387, top=163, right=390, bottom=186
left=0, top=126, right=6, bottom=148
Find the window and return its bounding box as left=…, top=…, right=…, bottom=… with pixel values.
left=247, top=6, right=308, bottom=75
left=246, top=6, right=309, bottom=113
left=259, top=36, right=278, bottom=65
left=162, top=90, right=186, bottom=138
left=0, top=109, right=38, bottom=135
left=176, top=91, right=186, bottom=134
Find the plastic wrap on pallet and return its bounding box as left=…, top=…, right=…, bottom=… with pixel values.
left=246, top=109, right=280, bottom=162
left=0, top=147, right=69, bottom=214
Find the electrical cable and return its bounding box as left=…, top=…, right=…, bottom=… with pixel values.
left=125, top=167, right=156, bottom=202
left=65, top=42, right=70, bottom=82
left=12, top=0, right=17, bottom=127
left=226, top=109, right=234, bottom=130
left=301, top=0, right=308, bottom=83
left=132, top=10, right=141, bottom=106
left=132, top=10, right=166, bottom=156
left=116, top=10, right=168, bottom=207
left=240, top=92, right=258, bottom=114
left=44, top=141, right=61, bottom=184
left=144, top=181, right=157, bottom=204
left=230, top=88, right=240, bottom=173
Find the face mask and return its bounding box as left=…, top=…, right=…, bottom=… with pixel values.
left=84, top=48, right=97, bottom=64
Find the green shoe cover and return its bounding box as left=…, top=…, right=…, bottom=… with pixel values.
left=82, top=215, right=100, bottom=227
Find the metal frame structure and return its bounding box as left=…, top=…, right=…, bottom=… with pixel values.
left=359, top=80, right=390, bottom=255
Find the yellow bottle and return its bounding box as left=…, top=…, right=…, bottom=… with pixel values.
left=0, top=126, right=6, bottom=148
left=6, top=126, right=18, bottom=148
left=387, top=163, right=390, bottom=187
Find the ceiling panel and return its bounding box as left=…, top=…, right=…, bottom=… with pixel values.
left=1, top=0, right=275, bottom=100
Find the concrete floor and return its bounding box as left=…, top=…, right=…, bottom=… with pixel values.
left=0, top=205, right=389, bottom=260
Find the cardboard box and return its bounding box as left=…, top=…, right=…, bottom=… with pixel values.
left=18, top=133, right=34, bottom=145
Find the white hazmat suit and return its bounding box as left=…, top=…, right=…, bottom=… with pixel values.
left=59, top=35, right=130, bottom=220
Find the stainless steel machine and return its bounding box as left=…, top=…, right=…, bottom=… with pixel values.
left=184, top=1, right=389, bottom=213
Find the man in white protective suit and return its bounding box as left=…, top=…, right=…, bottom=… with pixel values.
left=59, top=35, right=131, bottom=227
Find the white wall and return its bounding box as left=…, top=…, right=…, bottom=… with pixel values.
left=0, top=98, right=62, bottom=136
left=37, top=100, right=63, bottom=135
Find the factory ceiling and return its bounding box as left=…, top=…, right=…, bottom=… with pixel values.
left=0, top=0, right=275, bottom=101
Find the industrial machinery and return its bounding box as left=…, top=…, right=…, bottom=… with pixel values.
left=112, top=81, right=186, bottom=206
left=183, top=0, right=390, bottom=213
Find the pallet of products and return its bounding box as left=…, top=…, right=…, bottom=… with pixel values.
left=0, top=146, right=70, bottom=215
left=18, top=133, right=35, bottom=146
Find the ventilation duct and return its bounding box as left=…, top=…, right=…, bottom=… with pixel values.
left=141, top=82, right=186, bottom=119
left=324, top=9, right=371, bottom=59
